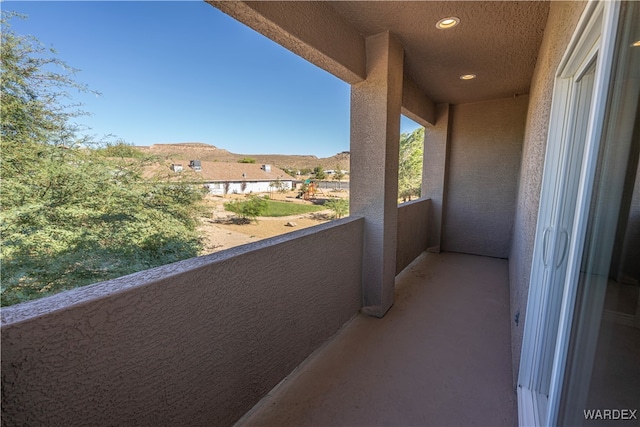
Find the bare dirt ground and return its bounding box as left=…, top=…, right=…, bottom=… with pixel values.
left=197, top=190, right=348, bottom=254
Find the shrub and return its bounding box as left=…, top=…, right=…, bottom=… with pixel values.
left=225, top=196, right=267, bottom=223
left=325, top=198, right=349, bottom=218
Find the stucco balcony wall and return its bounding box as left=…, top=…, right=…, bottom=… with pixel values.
left=1, top=217, right=364, bottom=426
left=238, top=252, right=516, bottom=426
left=396, top=197, right=431, bottom=274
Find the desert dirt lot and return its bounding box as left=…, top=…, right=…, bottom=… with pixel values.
left=197, top=189, right=348, bottom=254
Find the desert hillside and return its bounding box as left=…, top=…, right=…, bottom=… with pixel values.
left=137, top=142, right=350, bottom=171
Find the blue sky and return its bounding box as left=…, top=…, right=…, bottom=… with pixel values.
left=6, top=1, right=422, bottom=158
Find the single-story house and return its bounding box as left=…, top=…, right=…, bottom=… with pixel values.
left=194, top=161, right=293, bottom=195
left=145, top=160, right=294, bottom=194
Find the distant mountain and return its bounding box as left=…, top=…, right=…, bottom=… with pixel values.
left=137, top=142, right=350, bottom=171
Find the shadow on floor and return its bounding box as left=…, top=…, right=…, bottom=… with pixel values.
left=237, top=252, right=516, bottom=427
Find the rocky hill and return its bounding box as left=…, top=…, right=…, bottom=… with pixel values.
left=137, top=142, right=350, bottom=171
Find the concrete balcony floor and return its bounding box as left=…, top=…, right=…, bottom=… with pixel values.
left=237, top=252, right=516, bottom=427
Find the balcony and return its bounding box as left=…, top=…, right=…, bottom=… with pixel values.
left=4, top=3, right=636, bottom=426
left=1, top=198, right=515, bottom=426
left=238, top=251, right=515, bottom=427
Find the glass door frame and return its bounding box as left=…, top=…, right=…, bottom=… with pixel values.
left=517, top=1, right=622, bottom=425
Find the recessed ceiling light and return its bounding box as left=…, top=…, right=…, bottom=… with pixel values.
left=460, top=74, right=476, bottom=80
left=436, top=17, right=460, bottom=30
left=632, top=40, right=640, bottom=47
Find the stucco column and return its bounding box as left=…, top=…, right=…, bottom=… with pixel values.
left=350, top=32, right=403, bottom=318
left=422, top=103, right=450, bottom=253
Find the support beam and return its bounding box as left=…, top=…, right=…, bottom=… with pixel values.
left=422, top=103, right=451, bottom=253
left=402, top=76, right=436, bottom=126
left=209, top=1, right=437, bottom=124
left=350, top=32, right=404, bottom=318
left=208, top=1, right=366, bottom=84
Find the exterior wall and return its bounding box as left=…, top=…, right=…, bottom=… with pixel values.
left=206, top=180, right=293, bottom=195
left=1, top=218, right=364, bottom=426
left=396, top=198, right=431, bottom=274
left=443, top=96, right=529, bottom=258
left=508, top=1, right=587, bottom=385
left=422, top=103, right=450, bottom=252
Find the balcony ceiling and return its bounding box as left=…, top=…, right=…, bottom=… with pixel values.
left=328, top=1, right=550, bottom=104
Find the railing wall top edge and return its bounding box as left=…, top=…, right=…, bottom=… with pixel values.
left=398, top=197, right=431, bottom=209
left=1, top=216, right=364, bottom=327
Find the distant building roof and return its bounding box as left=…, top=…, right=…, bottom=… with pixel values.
left=145, top=160, right=291, bottom=182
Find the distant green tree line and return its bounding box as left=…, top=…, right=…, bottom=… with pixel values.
left=398, top=127, right=424, bottom=202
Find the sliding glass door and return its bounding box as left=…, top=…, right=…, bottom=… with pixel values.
left=518, top=1, right=639, bottom=425
left=556, top=2, right=639, bottom=424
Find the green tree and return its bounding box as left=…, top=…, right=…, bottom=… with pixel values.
left=269, top=178, right=287, bottom=194
left=1, top=12, right=93, bottom=151
left=314, top=165, right=326, bottom=180
left=96, top=140, right=150, bottom=159
left=398, top=127, right=424, bottom=202
left=280, top=166, right=297, bottom=178
left=238, top=157, right=256, bottom=164
left=0, top=13, right=205, bottom=306
left=333, top=165, right=345, bottom=189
